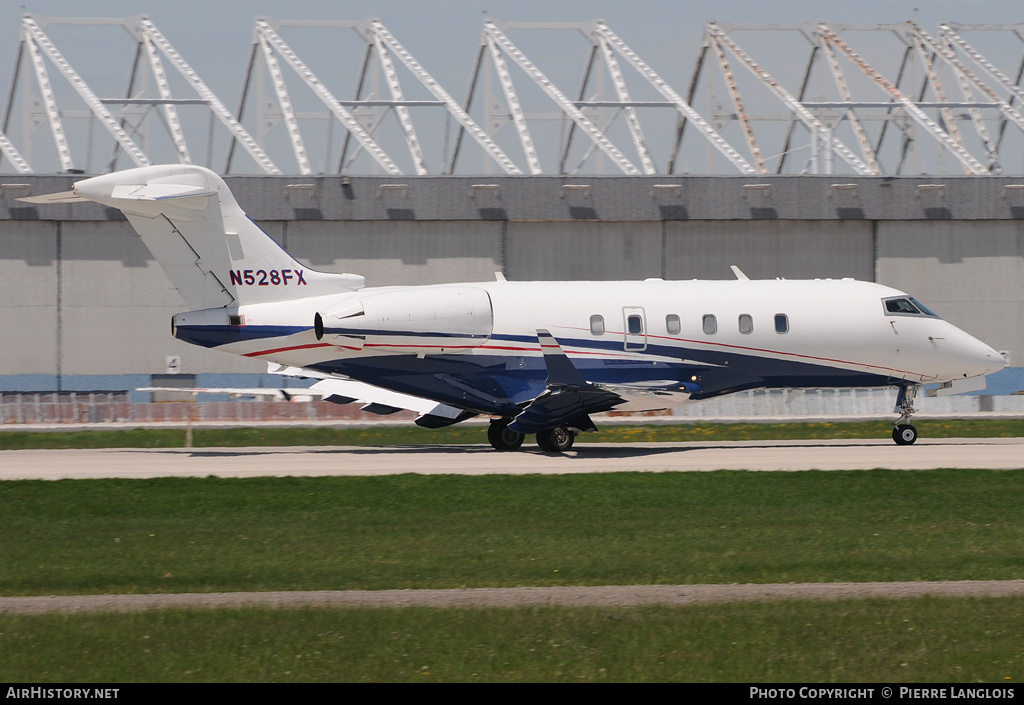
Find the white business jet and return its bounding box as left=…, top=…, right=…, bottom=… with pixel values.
left=29, top=165, right=1005, bottom=451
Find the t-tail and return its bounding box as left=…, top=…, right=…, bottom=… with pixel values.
left=72, top=165, right=364, bottom=310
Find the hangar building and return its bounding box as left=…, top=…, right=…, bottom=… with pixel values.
left=1, top=16, right=1022, bottom=398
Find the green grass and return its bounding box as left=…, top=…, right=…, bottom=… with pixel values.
left=2, top=418, right=1024, bottom=450
left=2, top=599, right=1022, bottom=682
left=3, top=470, right=1023, bottom=683
left=2, top=471, right=1023, bottom=596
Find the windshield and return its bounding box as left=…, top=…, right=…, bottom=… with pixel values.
left=910, top=297, right=939, bottom=317
left=882, top=296, right=941, bottom=319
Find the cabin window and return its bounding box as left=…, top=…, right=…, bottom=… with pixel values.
left=627, top=315, right=644, bottom=335
left=739, top=314, right=753, bottom=334
left=590, top=314, right=605, bottom=335
left=774, top=314, right=789, bottom=334
left=702, top=314, right=717, bottom=335
left=666, top=314, right=681, bottom=335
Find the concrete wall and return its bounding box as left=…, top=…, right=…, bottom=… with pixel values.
left=506, top=222, right=662, bottom=281
left=282, top=220, right=505, bottom=288
left=58, top=220, right=248, bottom=376
left=876, top=220, right=1024, bottom=362
left=0, top=220, right=58, bottom=378
left=666, top=220, right=875, bottom=281
left=217, top=175, right=1024, bottom=222
left=0, top=220, right=269, bottom=380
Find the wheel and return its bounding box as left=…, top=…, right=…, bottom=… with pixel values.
left=892, top=424, right=918, bottom=446
left=536, top=426, right=575, bottom=453
left=487, top=419, right=525, bottom=451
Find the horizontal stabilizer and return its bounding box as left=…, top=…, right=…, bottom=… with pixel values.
left=110, top=183, right=217, bottom=201
left=18, top=190, right=89, bottom=204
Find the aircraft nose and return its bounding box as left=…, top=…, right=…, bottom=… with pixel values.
left=939, top=327, right=1006, bottom=379
left=956, top=335, right=1006, bottom=377
left=975, top=342, right=1007, bottom=375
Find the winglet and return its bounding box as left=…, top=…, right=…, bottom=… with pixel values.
left=536, top=329, right=589, bottom=387
left=508, top=333, right=618, bottom=434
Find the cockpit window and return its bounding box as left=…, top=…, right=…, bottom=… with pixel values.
left=882, top=296, right=940, bottom=318
left=910, top=298, right=939, bottom=317
left=885, top=298, right=919, bottom=314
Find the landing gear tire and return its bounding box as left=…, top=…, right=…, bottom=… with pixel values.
left=487, top=419, right=525, bottom=451
left=892, top=385, right=921, bottom=446
left=536, top=426, right=575, bottom=453
left=892, top=424, right=918, bottom=446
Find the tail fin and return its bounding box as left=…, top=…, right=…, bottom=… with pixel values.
left=73, top=165, right=364, bottom=310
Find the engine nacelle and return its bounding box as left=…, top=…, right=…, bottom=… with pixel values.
left=315, top=285, right=493, bottom=354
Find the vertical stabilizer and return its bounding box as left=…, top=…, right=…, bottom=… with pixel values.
left=72, top=165, right=364, bottom=310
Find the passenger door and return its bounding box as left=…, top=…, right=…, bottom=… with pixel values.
left=622, top=306, right=647, bottom=351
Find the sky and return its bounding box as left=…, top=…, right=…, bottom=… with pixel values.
left=2, top=0, right=1023, bottom=174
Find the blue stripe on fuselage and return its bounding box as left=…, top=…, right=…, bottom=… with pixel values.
left=174, top=324, right=896, bottom=415
left=303, top=351, right=893, bottom=416
left=174, top=324, right=308, bottom=348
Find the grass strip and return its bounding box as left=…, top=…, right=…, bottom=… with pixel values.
left=2, top=471, right=1022, bottom=596
left=2, top=597, right=1021, bottom=682
left=2, top=418, right=1024, bottom=450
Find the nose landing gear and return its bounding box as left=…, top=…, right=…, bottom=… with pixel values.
left=892, top=423, right=918, bottom=445
left=892, top=385, right=919, bottom=446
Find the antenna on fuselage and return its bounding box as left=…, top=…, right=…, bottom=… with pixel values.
left=730, top=265, right=750, bottom=280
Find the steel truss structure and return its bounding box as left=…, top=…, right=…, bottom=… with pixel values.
left=3, top=14, right=278, bottom=174
left=460, top=19, right=756, bottom=175
left=692, top=21, right=1024, bottom=175
left=233, top=17, right=521, bottom=175
left=2, top=15, right=1023, bottom=175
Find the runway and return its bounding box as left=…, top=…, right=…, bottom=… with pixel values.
left=2, top=437, right=1023, bottom=479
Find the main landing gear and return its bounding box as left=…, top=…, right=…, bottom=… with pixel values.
left=487, top=418, right=525, bottom=451
left=487, top=419, right=576, bottom=453
left=536, top=425, right=576, bottom=453
left=892, top=385, right=919, bottom=446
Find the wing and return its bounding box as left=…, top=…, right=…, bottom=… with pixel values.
left=136, top=386, right=317, bottom=401
left=507, top=330, right=624, bottom=434
left=507, top=330, right=767, bottom=433
left=268, top=364, right=476, bottom=428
